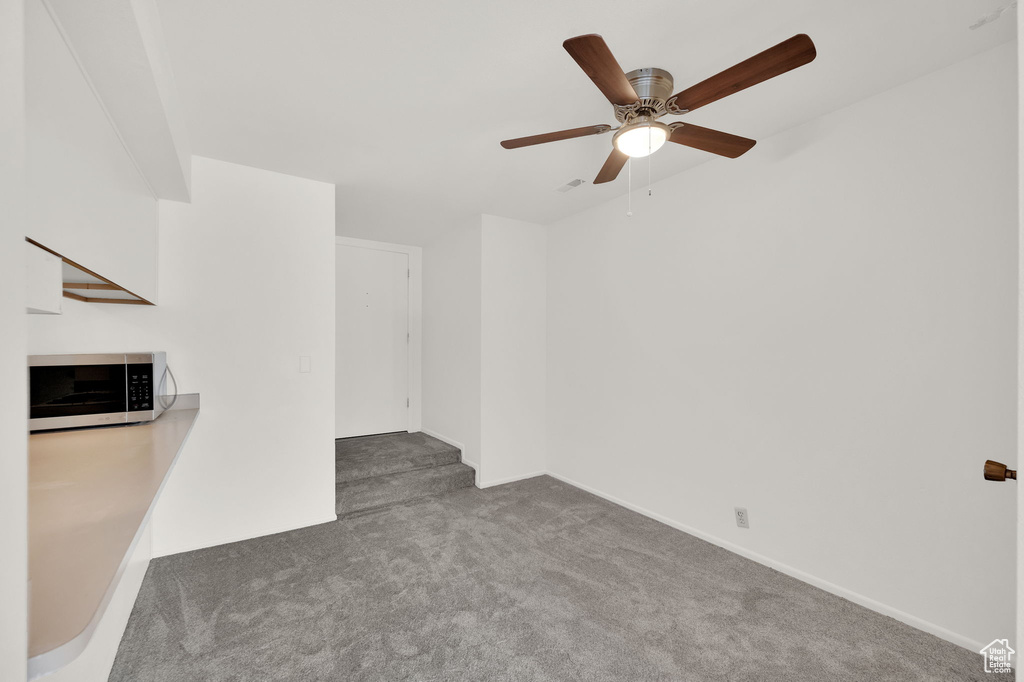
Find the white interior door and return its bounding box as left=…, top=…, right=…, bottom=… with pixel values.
left=336, top=245, right=409, bottom=438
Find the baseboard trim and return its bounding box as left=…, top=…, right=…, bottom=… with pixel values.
left=153, top=513, right=339, bottom=558
left=420, top=428, right=481, bottom=484
left=420, top=428, right=465, bottom=454
left=478, top=471, right=546, bottom=489
left=544, top=470, right=985, bottom=655
left=458, top=458, right=479, bottom=486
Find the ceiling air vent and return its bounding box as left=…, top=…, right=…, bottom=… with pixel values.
left=555, top=179, right=585, bottom=193
left=970, top=1, right=1016, bottom=29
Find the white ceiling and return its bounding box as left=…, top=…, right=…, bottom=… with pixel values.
left=153, top=0, right=1015, bottom=246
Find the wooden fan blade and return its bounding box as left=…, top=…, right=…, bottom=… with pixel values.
left=668, top=123, right=756, bottom=158
left=563, top=34, right=639, bottom=106
left=594, top=149, right=628, bottom=184
left=501, top=124, right=611, bottom=149
left=668, top=34, right=816, bottom=113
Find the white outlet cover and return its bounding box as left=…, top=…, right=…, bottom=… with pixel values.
left=735, top=507, right=749, bottom=529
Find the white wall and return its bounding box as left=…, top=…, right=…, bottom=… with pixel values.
left=26, top=0, right=159, bottom=301
left=546, top=42, right=1017, bottom=651
left=0, top=0, right=28, bottom=677
left=28, top=156, right=338, bottom=556
left=480, top=215, right=547, bottom=485
left=423, top=215, right=548, bottom=484
left=422, top=221, right=482, bottom=468
left=1018, top=3, right=1024, bottom=658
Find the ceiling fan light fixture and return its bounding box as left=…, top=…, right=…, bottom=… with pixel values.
left=613, top=120, right=670, bottom=158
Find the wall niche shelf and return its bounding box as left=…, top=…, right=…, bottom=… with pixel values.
left=26, top=237, right=154, bottom=306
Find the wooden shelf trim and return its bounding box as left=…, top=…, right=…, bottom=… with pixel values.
left=69, top=292, right=149, bottom=303
left=62, top=282, right=119, bottom=291
left=27, top=237, right=155, bottom=306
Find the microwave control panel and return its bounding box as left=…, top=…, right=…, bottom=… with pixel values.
left=127, top=363, right=154, bottom=412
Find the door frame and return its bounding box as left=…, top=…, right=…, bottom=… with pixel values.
left=335, top=236, right=422, bottom=433
left=1017, top=6, right=1023, bottom=664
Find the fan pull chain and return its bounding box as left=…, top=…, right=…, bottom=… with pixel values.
left=627, top=157, right=633, bottom=217
left=648, top=139, right=652, bottom=197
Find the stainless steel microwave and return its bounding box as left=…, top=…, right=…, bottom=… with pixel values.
left=28, top=352, right=168, bottom=431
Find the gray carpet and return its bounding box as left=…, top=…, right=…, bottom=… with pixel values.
left=110, top=476, right=999, bottom=681
left=334, top=432, right=474, bottom=516
left=336, top=432, right=462, bottom=483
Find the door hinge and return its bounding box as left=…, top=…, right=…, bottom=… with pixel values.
left=406, top=397, right=410, bottom=408
left=407, top=269, right=410, bottom=279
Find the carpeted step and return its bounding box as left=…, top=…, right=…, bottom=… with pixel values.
left=335, top=462, right=475, bottom=516
left=336, top=432, right=461, bottom=483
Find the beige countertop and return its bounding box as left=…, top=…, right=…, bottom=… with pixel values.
left=28, top=401, right=199, bottom=677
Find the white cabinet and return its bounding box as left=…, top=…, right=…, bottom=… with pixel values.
left=26, top=241, right=62, bottom=315
left=27, top=0, right=162, bottom=304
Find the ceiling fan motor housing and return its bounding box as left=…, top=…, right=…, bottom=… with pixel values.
left=615, top=67, right=674, bottom=123
left=628, top=67, right=674, bottom=100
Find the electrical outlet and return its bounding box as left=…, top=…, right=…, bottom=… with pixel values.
left=734, top=507, right=749, bottom=529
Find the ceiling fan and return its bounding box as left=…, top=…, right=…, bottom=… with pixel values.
left=500, top=33, right=816, bottom=184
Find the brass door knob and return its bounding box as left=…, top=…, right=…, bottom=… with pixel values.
left=984, top=460, right=1017, bottom=482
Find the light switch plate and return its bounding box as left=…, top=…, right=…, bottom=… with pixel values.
left=299, top=356, right=311, bottom=373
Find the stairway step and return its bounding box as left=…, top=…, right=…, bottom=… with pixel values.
left=336, top=432, right=460, bottom=483
left=335, top=462, right=475, bottom=516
